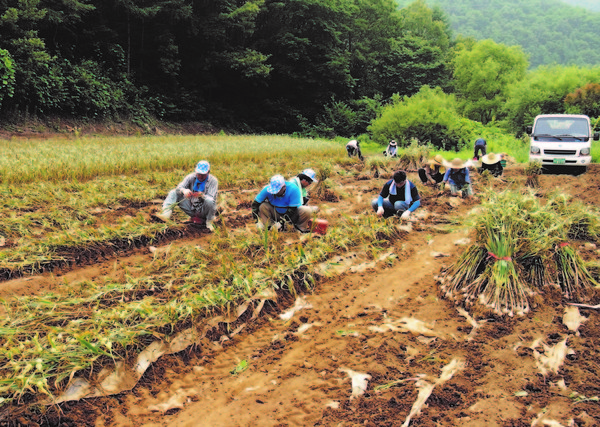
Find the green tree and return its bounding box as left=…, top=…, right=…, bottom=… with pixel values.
left=451, top=39, right=528, bottom=124
left=564, top=83, right=600, bottom=118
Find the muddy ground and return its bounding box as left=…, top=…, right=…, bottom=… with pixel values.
left=3, top=163, right=600, bottom=427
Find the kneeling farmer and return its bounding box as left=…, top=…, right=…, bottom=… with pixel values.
left=371, top=170, right=421, bottom=219
left=252, top=175, right=313, bottom=231
left=153, top=160, right=218, bottom=230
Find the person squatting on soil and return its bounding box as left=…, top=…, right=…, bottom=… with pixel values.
left=383, top=140, right=398, bottom=158
left=418, top=154, right=445, bottom=186
left=371, top=170, right=421, bottom=219
left=346, top=139, right=364, bottom=160
left=153, top=160, right=218, bottom=230
left=478, top=152, right=504, bottom=177
left=291, top=168, right=318, bottom=208
left=473, top=137, right=487, bottom=160
left=252, top=175, right=314, bottom=232
left=442, top=158, right=473, bottom=198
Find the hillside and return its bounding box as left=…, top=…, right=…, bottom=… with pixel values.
left=399, top=0, right=600, bottom=67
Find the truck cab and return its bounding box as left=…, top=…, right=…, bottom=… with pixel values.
left=526, top=114, right=599, bottom=170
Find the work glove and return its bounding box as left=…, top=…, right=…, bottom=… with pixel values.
left=400, top=210, right=411, bottom=220
left=181, top=188, right=192, bottom=198
left=274, top=221, right=283, bottom=231
left=256, top=222, right=265, bottom=231
left=377, top=206, right=384, bottom=217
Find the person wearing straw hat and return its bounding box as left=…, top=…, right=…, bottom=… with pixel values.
left=442, top=158, right=473, bottom=198
left=152, top=160, right=219, bottom=231
left=418, top=154, right=445, bottom=186
left=371, top=170, right=421, bottom=219
left=478, top=152, right=504, bottom=177
left=383, top=140, right=398, bottom=158
left=346, top=139, right=364, bottom=160
left=473, top=137, right=487, bottom=160
left=292, top=168, right=318, bottom=207
left=252, top=175, right=313, bottom=232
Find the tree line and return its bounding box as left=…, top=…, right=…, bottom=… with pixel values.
left=0, top=0, right=451, bottom=133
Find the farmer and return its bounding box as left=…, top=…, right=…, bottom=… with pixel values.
left=383, top=140, right=398, bottom=158
left=346, top=139, right=364, bottom=160
left=418, top=154, right=445, bottom=186
left=473, top=137, right=487, bottom=160
left=291, top=168, right=318, bottom=207
left=252, top=174, right=313, bottom=232
left=478, top=152, right=504, bottom=177
left=152, top=160, right=218, bottom=230
left=442, top=158, right=473, bottom=198
left=371, top=170, right=421, bottom=219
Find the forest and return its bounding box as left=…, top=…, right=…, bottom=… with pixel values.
left=1, top=0, right=600, bottom=139
left=406, top=0, right=600, bottom=68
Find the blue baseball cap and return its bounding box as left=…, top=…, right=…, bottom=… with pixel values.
left=266, top=175, right=286, bottom=194
left=300, top=168, right=317, bottom=183
left=195, top=160, right=210, bottom=174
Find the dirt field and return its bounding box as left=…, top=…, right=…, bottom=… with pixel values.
left=3, top=164, right=600, bottom=427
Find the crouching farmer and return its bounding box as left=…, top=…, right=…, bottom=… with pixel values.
left=371, top=170, right=421, bottom=220
left=252, top=175, right=313, bottom=232
left=442, top=158, right=473, bottom=198
left=153, top=160, right=218, bottom=231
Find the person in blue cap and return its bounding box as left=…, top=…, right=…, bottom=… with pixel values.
left=291, top=168, right=318, bottom=206
left=153, top=160, right=219, bottom=230
left=371, top=170, right=421, bottom=219
left=252, top=175, right=313, bottom=231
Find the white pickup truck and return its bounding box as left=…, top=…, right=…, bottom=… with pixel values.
left=526, top=114, right=599, bottom=170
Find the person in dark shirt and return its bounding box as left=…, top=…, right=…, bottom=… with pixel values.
left=473, top=138, right=487, bottom=160
left=478, top=152, right=503, bottom=177
left=418, top=154, right=445, bottom=186
left=371, top=170, right=421, bottom=219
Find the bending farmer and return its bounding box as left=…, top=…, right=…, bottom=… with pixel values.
left=383, top=140, right=398, bottom=158
left=346, top=139, right=364, bottom=160
left=153, top=160, right=218, bottom=230
left=442, top=158, right=473, bottom=198
left=418, top=154, right=445, bottom=186
left=252, top=175, right=313, bottom=232
left=473, top=138, right=487, bottom=160
left=371, top=170, right=421, bottom=220
left=292, top=168, right=318, bottom=207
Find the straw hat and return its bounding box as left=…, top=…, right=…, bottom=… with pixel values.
left=481, top=153, right=500, bottom=165
left=445, top=158, right=466, bottom=169
left=389, top=140, right=397, bottom=146
left=427, top=154, right=445, bottom=166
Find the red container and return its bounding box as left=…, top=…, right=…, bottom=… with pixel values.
left=310, top=219, right=329, bottom=235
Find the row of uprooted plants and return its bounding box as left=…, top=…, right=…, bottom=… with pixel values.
left=439, top=189, right=600, bottom=317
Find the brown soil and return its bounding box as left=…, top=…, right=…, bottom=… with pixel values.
left=3, top=164, right=600, bottom=427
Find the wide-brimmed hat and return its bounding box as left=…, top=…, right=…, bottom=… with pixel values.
left=389, top=140, right=397, bottom=146
left=195, top=160, right=210, bottom=174
left=266, top=174, right=286, bottom=194
left=444, top=158, right=467, bottom=169
left=428, top=154, right=445, bottom=166
left=481, top=153, right=500, bottom=165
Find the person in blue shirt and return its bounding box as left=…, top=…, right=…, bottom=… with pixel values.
left=383, top=140, right=398, bottom=158
left=252, top=175, right=313, bottom=231
left=152, top=160, right=218, bottom=231
left=473, top=138, right=487, bottom=160
left=442, top=158, right=473, bottom=198
left=371, top=170, right=421, bottom=219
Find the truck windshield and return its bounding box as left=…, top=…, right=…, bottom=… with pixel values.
left=533, top=118, right=589, bottom=140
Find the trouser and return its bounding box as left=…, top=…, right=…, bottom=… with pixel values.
left=449, top=183, right=473, bottom=197
left=418, top=169, right=443, bottom=184
left=474, top=145, right=486, bottom=160
left=371, top=198, right=410, bottom=218
left=258, top=201, right=313, bottom=232
left=162, top=189, right=217, bottom=221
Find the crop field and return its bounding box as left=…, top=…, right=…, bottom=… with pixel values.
left=1, top=135, right=600, bottom=427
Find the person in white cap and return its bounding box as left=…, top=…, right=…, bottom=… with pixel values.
left=291, top=168, right=318, bottom=206
left=152, top=160, right=218, bottom=230
left=252, top=175, right=313, bottom=232
left=383, top=140, right=398, bottom=158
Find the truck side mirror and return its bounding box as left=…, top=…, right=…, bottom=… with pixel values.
left=526, top=126, right=532, bottom=135
left=594, top=132, right=600, bottom=141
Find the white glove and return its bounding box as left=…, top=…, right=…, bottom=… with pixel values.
left=256, top=222, right=265, bottom=230
left=274, top=222, right=283, bottom=230
left=376, top=206, right=384, bottom=217
left=181, top=188, right=192, bottom=198
left=400, top=210, right=411, bottom=220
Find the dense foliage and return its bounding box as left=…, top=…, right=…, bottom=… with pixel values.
left=0, top=0, right=452, bottom=133
left=398, top=0, right=600, bottom=68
